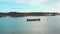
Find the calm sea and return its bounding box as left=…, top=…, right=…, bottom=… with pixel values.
left=0, top=16, right=60, bottom=34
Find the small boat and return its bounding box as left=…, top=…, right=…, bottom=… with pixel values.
left=27, top=19, right=40, bottom=21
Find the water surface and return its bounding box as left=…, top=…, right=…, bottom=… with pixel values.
left=0, top=16, right=60, bottom=34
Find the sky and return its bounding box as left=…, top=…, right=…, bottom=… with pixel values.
left=0, top=0, right=60, bottom=12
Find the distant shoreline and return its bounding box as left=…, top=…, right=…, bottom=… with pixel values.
left=0, top=12, right=60, bottom=17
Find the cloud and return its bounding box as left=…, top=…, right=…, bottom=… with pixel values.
left=0, top=0, right=47, bottom=4
left=0, top=0, right=49, bottom=9
left=51, top=2, right=60, bottom=8
left=0, top=0, right=26, bottom=3
left=0, top=0, right=49, bottom=8
left=43, top=0, right=60, bottom=8
left=28, top=0, right=47, bottom=5
left=0, top=0, right=60, bottom=8
left=0, top=0, right=60, bottom=12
